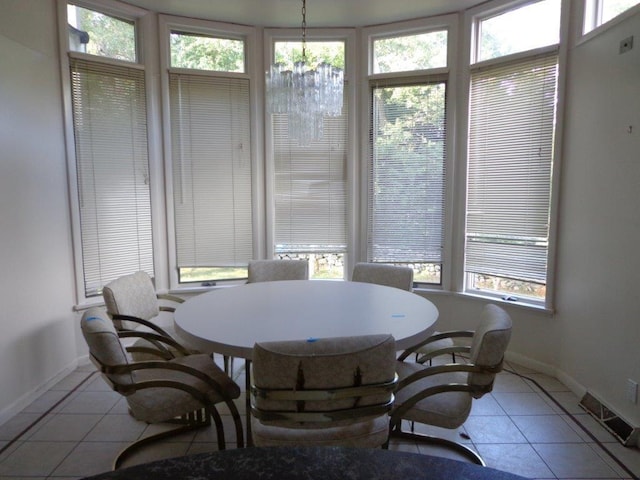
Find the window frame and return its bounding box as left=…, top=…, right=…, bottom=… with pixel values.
left=158, top=15, right=260, bottom=291
left=583, top=0, right=640, bottom=35
left=362, top=15, right=459, bottom=290
left=58, top=0, right=159, bottom=305
left=263, top=27, right=357, bottom=280
left=459, top=0, right=567, bottom=311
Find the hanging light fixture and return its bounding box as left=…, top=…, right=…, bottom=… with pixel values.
left=265, top=0, right=344, bottom=146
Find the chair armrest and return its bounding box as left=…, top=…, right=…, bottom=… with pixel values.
left=415, top=345, right=471, bottom=365
left=157, top=293, right=185, bottom=304
left=398, top=330, right=474, bottom=361
left=106, top=360, right=236, bottom=400
left=119, top=331, right=191, bottom=358
left=112, top=314, right=173, bottom=338
left=390, top=360, right=503, bottom=428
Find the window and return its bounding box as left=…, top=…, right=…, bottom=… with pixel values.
left=477, top=0, right=560, bottom=62
left=366, top=25, right=450, bottom=285
left=165, top=28, right=253, bottom=284
left=373, top=30, right=448, bottom=73
left=465, top=1, right=560, bottom=305
left=270, top=40, right=348, bottom=280
left=170, top=31, right=245, bottom=72
left=67, top=3, right=136, bottom=61
left=584, top=0, right=640, bottom=33
left=369, top=82, right=446, bottom=284
left=66, top=3, right=153, bottom=298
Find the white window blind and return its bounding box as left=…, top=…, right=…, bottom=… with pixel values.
left=368, top=82, right=446, bottom=265
left=70, top=58, right=154, bottom=297
left=466, top=52, right=558, bottom=285
left=169, top=73, right=253, bottom=269
left=273, top=105, right=348, bottom=255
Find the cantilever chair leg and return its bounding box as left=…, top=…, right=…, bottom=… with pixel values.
left=390, top=425, right=485, bottom=466
left=113, top=408, right=213, bottom=470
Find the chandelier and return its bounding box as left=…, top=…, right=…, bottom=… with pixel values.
left=265, top=0, right=344, bottom=146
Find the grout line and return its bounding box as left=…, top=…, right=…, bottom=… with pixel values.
left=0, top=371, right=97, bottom=457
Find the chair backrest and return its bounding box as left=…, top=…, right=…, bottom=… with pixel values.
left=251, top=334, right=397, bottom=428
left=468, top=304, right=512, bottom=395
left=80, top=307, right=133, bottom=388
left=102, top=271, right=160, bottom=330
left=247, top=259, right=309, bottom=283
left=351, top=262, right=413, bottom=291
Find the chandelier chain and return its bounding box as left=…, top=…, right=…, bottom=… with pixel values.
left=301, top=0, right=307, bottom=61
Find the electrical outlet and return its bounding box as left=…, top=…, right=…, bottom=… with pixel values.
left=626, top=379, right=638, bottom=404
left=619, top=36, right=634, bottom=54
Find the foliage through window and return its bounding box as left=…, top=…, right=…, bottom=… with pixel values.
left=170, top=31, right=245, bottom=72
left=369, top=82, right=446, bottom=284
left=477, top=0, right=560, bottom=62
left=67, top=4, right=136, bottom=61
left=372, top=30, right=448, bottom=73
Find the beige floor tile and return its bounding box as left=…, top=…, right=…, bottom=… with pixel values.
left=463, top=415, right=528, bottom=444
left=493, top=392, right=559, bottom=416
left=476, top=443, right=555, bottom=478
left=51, top=441, right=128, bottom=478
left=533, top=443, right=620, bottom=478
left=510, top=415, right=585, bottom=443
left=0, top=441, right=77, bottom=477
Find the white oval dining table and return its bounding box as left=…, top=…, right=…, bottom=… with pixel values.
left=174, top=279, right=439, bottom=359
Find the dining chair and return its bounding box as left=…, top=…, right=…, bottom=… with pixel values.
left=102, top=271, right=199, bottom=360
left=351, top=262, right=413, bottom=291
left=388, top=304, right=513, bottom=465
left=250, top=334, right=398, bottom=448
left=247, top=259, right=309, bottom=283
left=351, top=262, right=457, bottom=362
left=80, top=307, right=244, bottom=469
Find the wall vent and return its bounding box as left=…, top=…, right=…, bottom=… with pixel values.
left=579, top=392, right=639, bottom=447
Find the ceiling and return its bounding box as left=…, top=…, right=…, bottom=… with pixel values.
left=121, top=0, right=487, bottom=28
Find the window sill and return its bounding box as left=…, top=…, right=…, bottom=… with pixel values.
left=412, top=287, right=555, bottom=315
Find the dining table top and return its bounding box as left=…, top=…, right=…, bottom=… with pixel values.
left=174, top=279, right=439, bottom=359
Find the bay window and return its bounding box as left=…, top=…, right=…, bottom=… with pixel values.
left=161, top=19, right=255, bottom=285
left=66, top=2, right=153, bottom=298
left=365, top=24, right=451, bottom=285
left=268, top=37, right=349, bottom=279
left=464, top=0, right=560, bottom=305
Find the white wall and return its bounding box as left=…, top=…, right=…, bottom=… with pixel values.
left=553, top=10, right=640, bottom=427
left=0, top=0, right=79, bottom=421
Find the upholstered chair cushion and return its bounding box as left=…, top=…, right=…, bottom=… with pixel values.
left=247, top=259, right=309, bottom=283
left=351, top=263, right=414, bottom=291
left=103, top=271, right=160, bottom=330
left=81, top=307, right=134, bottom=386
left=127, top=354, right=241, bottom=424
left=467, top=304, right=512, bottom=392
left=251, top=413, right=390, bottom=448
left=394, top=361, right=471, bottom=429
left=251, top=334, right=396, bottom=448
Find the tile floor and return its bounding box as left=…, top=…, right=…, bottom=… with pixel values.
left=1, top=357, right=639, bottom=479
